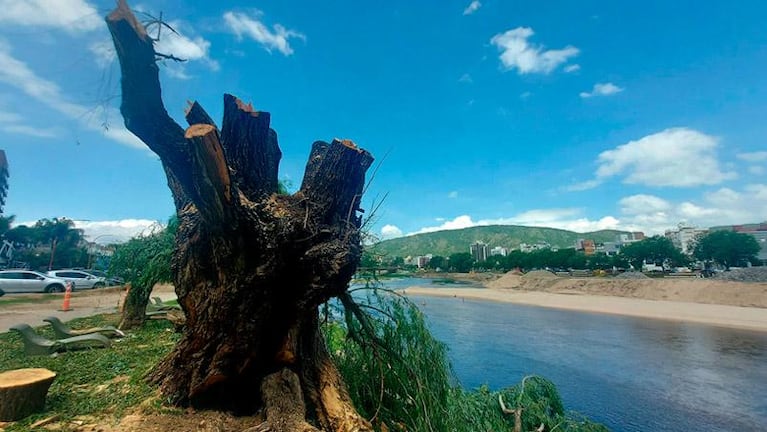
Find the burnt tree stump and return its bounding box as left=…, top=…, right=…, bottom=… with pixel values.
left=0, top=368, right=57, bottom=421
left=107, top=1, right=375, bottom=430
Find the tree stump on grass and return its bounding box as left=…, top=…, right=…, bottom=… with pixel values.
left=0, top=368, right=57, bottom=421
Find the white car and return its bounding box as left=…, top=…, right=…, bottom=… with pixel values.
left=47, top=269, right=106, bottom=289
left=0, top=270, right=72, bottom=293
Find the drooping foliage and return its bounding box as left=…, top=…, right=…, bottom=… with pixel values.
left=109, top=217, right=176, bottom=329
left=327, top=285, right=608, bottom=432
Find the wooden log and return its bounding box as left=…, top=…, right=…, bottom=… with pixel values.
left=0, top=368, right=56, bottom=421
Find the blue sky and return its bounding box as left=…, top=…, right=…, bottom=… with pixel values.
left=0, top=0, right=765, bottom=242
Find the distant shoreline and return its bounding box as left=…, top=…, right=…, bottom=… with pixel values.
left=403, top=286, right=767, bottom=332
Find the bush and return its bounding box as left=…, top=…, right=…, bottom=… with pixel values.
left=326, top=288, right=608, bottom=431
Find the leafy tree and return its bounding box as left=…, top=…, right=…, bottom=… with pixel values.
left=693, top=230, right=760, bottom=269
left=3, top=217, right=87, bottom=270
left=3, top=224, right=34, bottom=246
left=359, top=250, right=379, bottom=268
left=0, top=215, right=12, bottom=237
left=448, top=252, right=474, bottom=273
left=620, top=236, right=687, bottom=269
left=586, top=253, right=612, bottom=270
left=428, top=255, right=446, bottom=270
left=35, top=218, right=87, bottom=270
left=477, top=256, right=504, bottom=271
left=109, top=218, right=176, bottom=329
left=609, top=254, right=630, bottom=270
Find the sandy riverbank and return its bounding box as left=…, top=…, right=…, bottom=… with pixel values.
left=486, top=271, right=767, bottom=307
left=403, top=272, right=767, bottom=332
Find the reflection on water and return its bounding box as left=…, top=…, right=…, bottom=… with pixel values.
left=389, top=283, right=767, bottom=432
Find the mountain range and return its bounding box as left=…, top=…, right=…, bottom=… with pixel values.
left=370, top=225, right=629, bottom=257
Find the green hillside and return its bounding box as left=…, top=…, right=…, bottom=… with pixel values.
left=370, top=225, right=628, bottom=257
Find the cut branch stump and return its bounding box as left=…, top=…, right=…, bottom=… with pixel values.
left=0, top=368, right=56, bottom=421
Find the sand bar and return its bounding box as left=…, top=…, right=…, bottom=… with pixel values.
left=403, top=286, right=767, bottom=332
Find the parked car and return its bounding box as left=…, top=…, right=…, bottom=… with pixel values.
left=83, top=269, right=124, bottom=286
left=47, top=269, right=106, bottom=289
left=0, top=270, right=72, bottom=293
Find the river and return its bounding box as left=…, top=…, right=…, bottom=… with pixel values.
left=373, top=278, right=767, bottom=431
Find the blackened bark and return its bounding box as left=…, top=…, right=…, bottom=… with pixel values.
left=220, top=93, right=282, bottom=201
left=107, top=1, right=374, bottom=430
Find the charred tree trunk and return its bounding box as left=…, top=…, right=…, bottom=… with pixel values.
left=107, top=2, right=374, bottom=431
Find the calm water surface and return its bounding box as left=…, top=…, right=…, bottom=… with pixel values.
left=379, top=278, right=767, bottom=432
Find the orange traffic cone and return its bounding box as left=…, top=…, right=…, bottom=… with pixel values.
left=59, top=282, right=73, bottom=312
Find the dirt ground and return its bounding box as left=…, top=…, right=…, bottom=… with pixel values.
left=484, top=272, right=767, bottom=308
left=0, top=284, right=177, bottom=331
left=0, top=284, right=253, bottom=432
left=19, top=411, right=263, bottom=432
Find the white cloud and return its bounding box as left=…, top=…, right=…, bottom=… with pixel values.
left=617, top=195, right=672, bottom=231
left=407, top=209, right=621, bottom=236
left=380, top=224, right=403, bottom=239
left=463, top=1, right=482, bottom=15
left=736, top=151, right=767, bottom=162
left=0, top=40, right=144, bottom=149
left=519, top=91, right=532, bottom=99
left=0, top=0, right=101, bottom=32
left=154, top=21, right=219, bottom=71
left=88, top=40, right=116, bottom=68
left=412, top=215, right=476, bottom=234
left=564, top=64, right=581, bottom=73
left=509, top=208, right=581, bottom=223
left=458, top=73, right=473, bottom=83
left=617, top=186, right=767, bottom=234
left=748, top=165, right=765, bottom=176
left=0, top=107, right=58, bottom=138
left=87, top=16, right=219, bottom=75
left=74, top=219, right=164, bottom=244
left=490, top=27, right=579, bottom=74
left=563, top=179, right=602, bottom=192
left=619, top=194, right=671, bottom=215
left=223, top=11, right=305, bottom=56
left=447, top=191, right=459, bottom=199
left=570, top=128, right=735, bottom=190
left=580, top=82, right=623, bottom=98
left=2, top=124, right=58, bottom=138
left=401, top=185, right=767, bottom=240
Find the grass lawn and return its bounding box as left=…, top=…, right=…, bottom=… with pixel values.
left=0, top=315, right=181, bottom=431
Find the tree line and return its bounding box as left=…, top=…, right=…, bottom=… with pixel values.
left=372, top=231, right=762, bottom=273
left=0, top=216, right=91, bottom=270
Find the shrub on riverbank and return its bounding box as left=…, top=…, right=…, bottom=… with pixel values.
left=328, top=289, right=608, bottom=431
